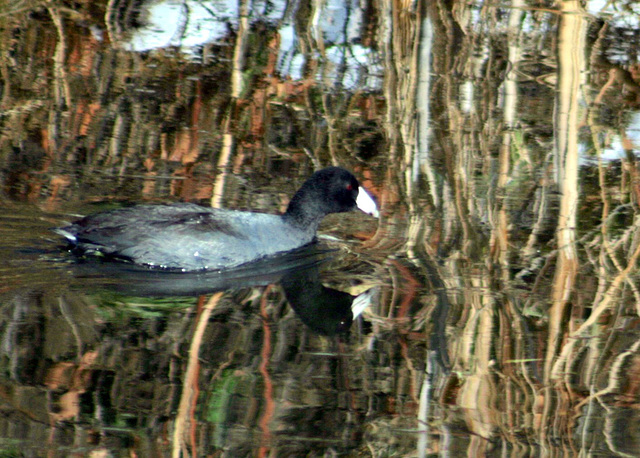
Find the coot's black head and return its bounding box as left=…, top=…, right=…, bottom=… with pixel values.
left=284, top=167, right=378, bottom=228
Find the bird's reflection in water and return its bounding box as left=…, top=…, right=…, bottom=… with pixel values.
left=68, top=244, right=377, bottom=335
left=281, top=261, right=376, bottom=335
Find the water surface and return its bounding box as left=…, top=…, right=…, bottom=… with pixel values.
left=1, top=0, right=640, bottom=456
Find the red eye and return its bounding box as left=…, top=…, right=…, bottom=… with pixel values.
left=346, top=184, right=353, bottom=191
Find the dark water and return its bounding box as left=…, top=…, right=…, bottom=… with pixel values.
left=2, top=0, right=640, bottom=456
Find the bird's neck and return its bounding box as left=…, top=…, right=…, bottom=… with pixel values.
left=283, top=192, right=325, bottom=232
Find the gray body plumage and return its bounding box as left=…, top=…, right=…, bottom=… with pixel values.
left=56, top=203, right=318, bottom=271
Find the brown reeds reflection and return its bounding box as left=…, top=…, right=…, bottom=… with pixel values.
left=370, top=0, right=640, bottom=456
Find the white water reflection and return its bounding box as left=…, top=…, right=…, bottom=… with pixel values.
left=118, top=0, right=238, bottom=52
left=583, top=110, right=640, bottom=164
left=111, top=0, right=381, bottom=89
left=589, top=0, right=640, bottom=32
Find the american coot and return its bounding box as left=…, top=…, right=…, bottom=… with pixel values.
left=55, top=167, right=378, bottom=271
